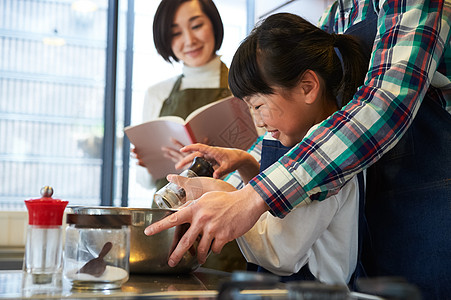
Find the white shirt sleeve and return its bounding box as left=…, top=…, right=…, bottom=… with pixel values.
left=236, top=175, right=359, bottom=284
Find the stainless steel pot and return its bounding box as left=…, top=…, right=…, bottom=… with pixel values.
left=69, top=206, right=200, bottom=274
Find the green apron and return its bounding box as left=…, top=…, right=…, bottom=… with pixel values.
left=155, top=61, right=231, bottom=190
left=157, top=62, right=246, bottom=272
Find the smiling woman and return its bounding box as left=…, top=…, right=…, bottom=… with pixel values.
left=170, top=3, right=216, bottom=67
left=154, top=0, right=221, bottom=67
left=133, top=0, right=232, bottom=193
left=128, top=0, right=249, bottom=208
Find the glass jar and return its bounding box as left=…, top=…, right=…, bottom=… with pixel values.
left=22, top=186, right=68, bottom=296
left=64, top=214, right=131, bottom=290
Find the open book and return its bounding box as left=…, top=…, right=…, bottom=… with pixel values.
left=125, top=96, right=258, bottom=179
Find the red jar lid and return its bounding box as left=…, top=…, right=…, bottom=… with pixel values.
left=24, top=186, right=68, bottom=226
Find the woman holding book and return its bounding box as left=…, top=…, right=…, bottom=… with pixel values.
left=134, top=0, right=231, bottom=191
left=133, top=0, right=244, bottom=273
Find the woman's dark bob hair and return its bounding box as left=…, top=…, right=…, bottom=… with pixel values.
left=153, top=0, right=224, bottom=63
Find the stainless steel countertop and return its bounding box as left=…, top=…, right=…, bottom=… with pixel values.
left=0, top=268, right=386, bottom=300
left=0, top=268, right=224, bottom=299
left=0, top=268, right=293, bottom=299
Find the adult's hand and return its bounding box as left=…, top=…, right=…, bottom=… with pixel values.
left=163, top=138, right=209, bottom=169
left=167, top=174, right=237, bottom=200
left=144, top=182, right=269, bottom=267
left=131, top=147, right=151, bottom=173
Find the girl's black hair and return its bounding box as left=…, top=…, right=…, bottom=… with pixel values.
left=229, top=13, right=369, bottom=106
left=153, top=0, right=224, bottom=63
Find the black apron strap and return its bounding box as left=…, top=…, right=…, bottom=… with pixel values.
left=324, top=0, right=377, bottom=287
left=349, top=171, right=368, bottom=290
left=343, top=0, right=377, bottom=57
left=324, top=1, right=338, bottom=34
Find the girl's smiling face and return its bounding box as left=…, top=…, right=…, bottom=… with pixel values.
left=247, top=91, right=315, bottom=147
left=171, top=0, right=216, bottom=67
left=246, top=70, right=337, bottom=147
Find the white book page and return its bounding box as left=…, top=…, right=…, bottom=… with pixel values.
left=125, top=119, right=192, bottom=178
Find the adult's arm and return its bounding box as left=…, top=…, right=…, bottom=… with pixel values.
left=252, top=0, right=450, bottom=217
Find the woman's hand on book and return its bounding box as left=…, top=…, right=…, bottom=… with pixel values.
left=131, top=147, right=155, bottom=175
left=131, top=147, right=146, bottom=167
left=162, top=137, right=210, bottom=170
left=162, top=138, right=187, bottom=166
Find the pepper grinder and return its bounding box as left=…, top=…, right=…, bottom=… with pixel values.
left=153, top=157, right=214, bottom=208
left=22, top=186, right=68, bottom=295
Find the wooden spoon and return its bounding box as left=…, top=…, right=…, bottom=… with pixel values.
left=77, top=241, right=113, bottom=277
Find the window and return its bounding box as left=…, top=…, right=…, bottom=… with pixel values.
left=0, top=0, right=248, bottom=210
left=0, top=0, right=109, bottom=209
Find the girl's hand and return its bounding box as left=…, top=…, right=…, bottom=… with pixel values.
left=176, top=143, right=258, bottom=180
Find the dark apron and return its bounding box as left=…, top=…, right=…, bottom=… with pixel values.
left=249, top=1, right=373, bottom=284
left=332, top=2, right=451, bottom=299
left=155, top=61, right=231, bottom=190
left=364, top=90, right=451, bottom=300
left=336, top=0, right=377, bottom=290
left=364, top=91, right=451, bottom=299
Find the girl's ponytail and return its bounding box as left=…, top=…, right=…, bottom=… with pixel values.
left=229, top=13, right=369, bottom=106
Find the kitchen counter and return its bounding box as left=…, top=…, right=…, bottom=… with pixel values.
left=0, top=268, right=290, bottom=299
left=0, top=268, right=387, bottom=300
